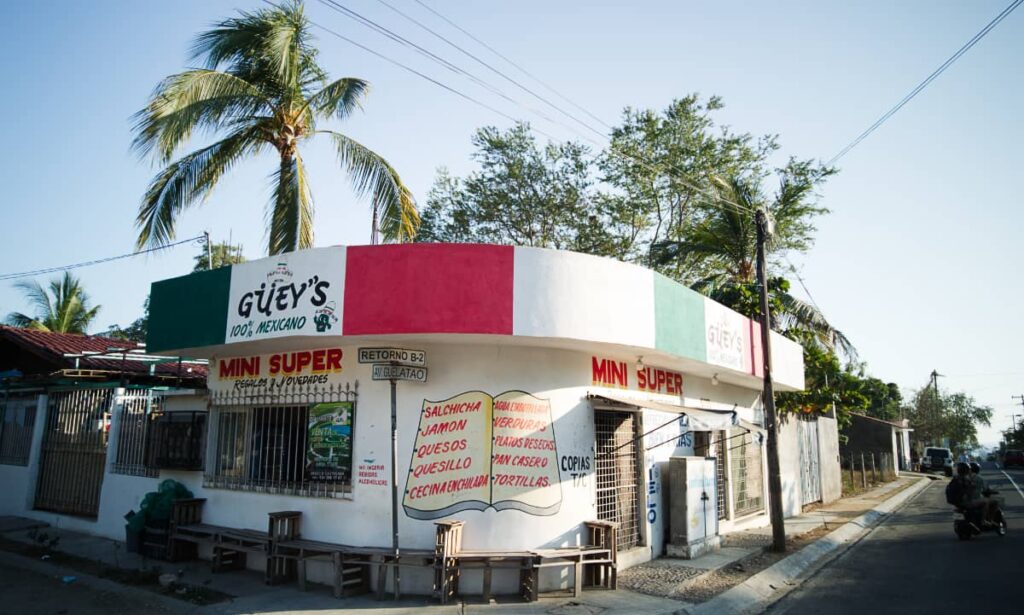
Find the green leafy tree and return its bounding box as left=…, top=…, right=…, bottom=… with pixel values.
left=194, top=241, right=246, bottom=272
left=5, top=272, right=101, bottom=334
left=777, top=330, right=868, bottom=428
left=599, top=96, right=778, bottom=271
left=905, top=385, right=992, bottom=452
left=106, top=297, right=149, bottom=343
left=418, top=124, right=624, bottom=254
left=859, top=377, right=904, bottom=422
left=132, top=0, right=418, bottom=255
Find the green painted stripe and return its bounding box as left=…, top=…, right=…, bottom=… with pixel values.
left=146, top=267, right=231, bottom=353
left=653, top=273, right=706, bottom=360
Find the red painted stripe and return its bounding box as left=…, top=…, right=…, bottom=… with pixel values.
left=343, top=244, right=515, bottom=335
left=749, top=319, right=764, bottom=378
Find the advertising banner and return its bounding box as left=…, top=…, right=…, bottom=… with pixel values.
left=307, top=401, right=354, bottom=482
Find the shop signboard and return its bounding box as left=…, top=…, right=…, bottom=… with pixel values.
left=371, top=364, right=428, bottom=383
left=307, top=401, right=354, bottom=482
left=357, top=347, right=426, bottom=367
left=225, top=247, right=346, bottom=344
left=704, top=300, right=750, bottom=372
left=210, top=347, right=346, bottom=393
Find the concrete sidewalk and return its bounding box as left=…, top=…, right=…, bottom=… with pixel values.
left=0, top=476, right=928, bottom=615
left=619, top=475, right=927, bottom=604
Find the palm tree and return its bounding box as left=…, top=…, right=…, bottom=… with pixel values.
left=653, top=165, right=855, bottom=358
left=132, top=1, right=418, bottom=254
left=5, top=272, right=101, bottom=334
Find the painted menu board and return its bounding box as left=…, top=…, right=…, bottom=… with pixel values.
left=306, top=401, right=354, bottom=482
left=403, top=390, right=561, bottom=519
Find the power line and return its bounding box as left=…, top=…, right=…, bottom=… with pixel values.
left=0, top=235, right=205, bottom=282
left=301, top=2, right=755, bottom=219
left=412, top=0, right=613, bottom=131
left=314, top=0, right=581, bottom=139
left=372, top=0, right=606, bottom=139
left=826, top=0, right=1023, bottom=166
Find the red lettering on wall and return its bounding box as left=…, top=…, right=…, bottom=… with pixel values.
left=219, top=356, right=260, bottom=378
left=592, top=356, right=628, bottom=388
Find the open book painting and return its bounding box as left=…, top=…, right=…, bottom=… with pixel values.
left=403, top=390, right=562, bottom=520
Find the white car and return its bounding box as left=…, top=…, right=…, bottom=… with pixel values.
left=920, top=447, right=954, bottom=476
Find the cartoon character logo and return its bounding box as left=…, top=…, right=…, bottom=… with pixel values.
left=314, top=301, right=339, bottom=332
left=267, top=262, right=294, bottom=285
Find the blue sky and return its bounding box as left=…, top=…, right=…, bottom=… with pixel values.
left=1, top=1, right=1021, bottom=445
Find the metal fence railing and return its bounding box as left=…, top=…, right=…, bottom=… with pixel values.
left=841, top=451, right=896, bottom=494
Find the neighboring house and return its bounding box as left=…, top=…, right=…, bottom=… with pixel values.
left=840, top=412, right=913, bottom=475
left=0, top=325, right=205, bottom=529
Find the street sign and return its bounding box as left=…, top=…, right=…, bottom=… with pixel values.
left=358, top=347, right=426, bottom=367
left=372, top=364, right=428, bottom=383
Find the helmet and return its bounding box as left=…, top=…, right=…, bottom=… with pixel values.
left=969, top=462, right=981, bottom=474
left=956, top=462, right=970, bottom=476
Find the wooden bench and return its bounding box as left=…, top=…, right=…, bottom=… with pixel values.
left=272, top=538, right=435, bottom=600
left=167, top=499, right=300, bottom=584
left=433, top=520, right=618, bottom=603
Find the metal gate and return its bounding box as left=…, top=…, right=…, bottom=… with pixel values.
left=798, top=417, right=822, bottom=505
left=594, top=409, right=641, bottom=551
left=34, top=389, right=114, bottom=517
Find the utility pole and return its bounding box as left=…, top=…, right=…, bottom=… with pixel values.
left=755, top=208, right=786, bottom=553
left=929, top=369, right=943, bottom=445
left=204, top=231, right=213, bottom=270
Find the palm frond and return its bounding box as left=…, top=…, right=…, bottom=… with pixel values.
left=776, top=292, right=857, bottom=361
left=267, top=153, right=314, bottom=254
left=305, top=77, right=368, bottom=122
left=13, top=279, right=53, bottom=320
left=5, top=312, right=45, bottom=331
left=132, top=70, right=271, bottom=162
left=325, top=130, right=419, bottom=242
left=136, top=126, right=266, bottom=249
left=190, top=1, right=315, bottom=96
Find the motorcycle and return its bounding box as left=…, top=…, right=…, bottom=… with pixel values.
left=953, top=489, right=1008, bottom=540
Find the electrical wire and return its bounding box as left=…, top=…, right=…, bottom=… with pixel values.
left=372, top=0, right=607, bottom=139
left=314, top=0, right=580, bottom=139
left=299, top=1, right=756, bottom=218
left=0, top=235, right=206, bottom=282
left=826, top=0, right=1023, bottom=166
left=412, top=0, right=614, bottom=131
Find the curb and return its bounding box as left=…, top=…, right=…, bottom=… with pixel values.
left=0, top=549, right=197, bottom=615
left=681, top=477, right=932, bottom=615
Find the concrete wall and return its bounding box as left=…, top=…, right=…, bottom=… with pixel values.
left=840, top=415, right=898, bottom=474
left=818, top=415, right=842, bottom=504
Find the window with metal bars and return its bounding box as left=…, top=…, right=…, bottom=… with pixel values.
left=111, top=390, right=158, bottom=477
left=730, top=429, right=764, bottom=517
left=0, top=395, right=37, bottom=466
left=594, top=409, right=642, bottom=551
left=207, top=405, right=351, bottom=498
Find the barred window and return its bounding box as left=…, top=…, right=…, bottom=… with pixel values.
left=111, top=390, right=158, bottom=477
left=206, top=403, right=353, bottom=498
left=0, top=396, right=38, bottom=466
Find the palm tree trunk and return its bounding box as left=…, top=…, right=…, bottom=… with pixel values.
left=371, top=203, right=379, bottom=245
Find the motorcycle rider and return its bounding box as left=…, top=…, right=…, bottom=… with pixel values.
left=969, top=462, right=992, bottom=523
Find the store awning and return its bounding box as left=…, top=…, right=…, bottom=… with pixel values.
left=588, top=392, right=739, bottom=431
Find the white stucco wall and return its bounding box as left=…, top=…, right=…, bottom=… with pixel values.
left=1, top=341, right=796, bottom=595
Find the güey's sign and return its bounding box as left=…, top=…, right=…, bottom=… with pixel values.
left=225, top=247, right=345, bottom=343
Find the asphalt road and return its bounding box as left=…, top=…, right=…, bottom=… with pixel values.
left=769, top=463, right=1024, bottom=614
